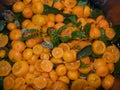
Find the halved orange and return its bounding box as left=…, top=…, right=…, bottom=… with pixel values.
left=12, top=61, right=29, bottom=77
left=0, top=33, right=8, bottom=47
left=0, top=60, right=11, bottom=76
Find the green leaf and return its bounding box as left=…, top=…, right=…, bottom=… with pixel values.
left=90, top=8, right=103, bottom=19
left=19, top=33, right=39, bottom=41
left=113, top=59, right=120, bottom=77
left=84, top=23, right=91, bottom=37
left=0, top=20, right=6, bottom=31
left=99, top=28, right=107, bottom=45
left=111, top=25, right=120, bottom=44
left=77, top=45, right=92, bottom=59
left=43, top=4, right=62, bottom=15
left=0, top=77, right=3, bottom=90
left=72, top=30, right=86, bottom=39
left=57, top=25, right=68, bottom=34
left=80, top=62, right=89, bottom=68
left=43, top=4, right=78, bottom=25
left=60, top=36, right=71, bottom=43
left=77, top=0, right=89, bottom=6
left=90, top=52, right=102, bottom=61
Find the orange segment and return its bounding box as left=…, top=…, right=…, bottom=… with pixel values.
left=49, top=70, right=58, bottom=82
left=62, top=0, right=77, bottom=9
left=25, top=73, right=35, bottom=85
left=12, top=61, right=29, bottom=77
left=0, top=60, right=11, bottom=76
left=65, top=61, right=80, bottom=71
left=33, top=44, right=43, bottom=55
left=3, top=76, right=14, bottom=90
left=52, top=47, right=64, bottom=59
left=0, top=33, right=8, bottom=47
left=40, top=60, right=53, bottom=72
left=33, top=76, right=47, bottom=89
left=92, top=40, right=106, bottom=55
left=71, top=79, right=89, bottom=90
left=51, top=81, right=69, bottom=90
left=58, top=43, right=70, bottom=51
left=87, top=73, right=101, bottom=88
left=13, top=77, right=26, bottom=89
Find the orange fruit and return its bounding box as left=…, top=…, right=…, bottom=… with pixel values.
left=56, top=64, right=67, bottom=76
left=0, top=49, right=6, bottom=58
left=22, top=7, right=33, bottom=18
left=50, top=57, right=63, bottom=64
left=49, top=70, right=58, bottom=82
left=84, top=86, right=96, bottom=90
left=58, top=76, right=70, bottom=84
left=102, top=74, right=115, bottom=90
left=13, top=1, right=25, bottom=12
left=58, top=43, right=70, bottom=51
left=33, top=44, right=43, bottom=55
left=79, top=66, right=91, bottom=74
left=55, top=14, right=64, bottom=23
left=32, top=1, right=44, bottom=14
left=63, top=50, right=76, bottom=62
left=67, top=70, right=79, bottom=80
left=87, top=73, right=101, bottom=88
left=96, top=65, right=109, bottom=77
left=80, top=56, right=91, bottom=64
left=47, top=21, right=55, bottom=28
left=0, top=60, right=11, bottom=76
left=47, top=13, right=55, bottom=22
left=23, top=0, right=31, bottom=5
left=32, top=14, right=46, bottom=26
left=12, top=61, right=29, bottom=77
left=65, top=61, right=80, bottom=71
left=97, top=19, right=109, bottom=29
left=40, top=60, right=53, bottom=72
left=40, top=0, right=54, bottom=6
left=107, top=63, right=114, bottom=73
left=23, top=48, right=33, bottom=60
left=27, top=54, right=39, bottom=65
left=103, top=45, right=120, bottom=63
left=54, top=22, right=65, bottom=30
left=8, top=49, right=22, bottom=62
left=13, top=77, right=26, bottom=89
left=0, top=33, right=8, bottom=47
left=29, top=65, right=35, bottom=73
left=9, top=29, right=22, bottom=40
left=51, top=81, right=69, bottom=90
left=105, top=27, right=116, bottom=40
left=25, top=86, right=34, bottom=90
left=62, top=0, right=77, bottom=9
left=77, top=18, right=87, bottom=27
left=92, top=40, right=106, bottom=55
left=25, top=38, right=38, bottom=48
left=52, top=47, right=64, bottom=59
left=89, top=25, right=101, bottom=39
left=22, top=19, right=31, bottom=28
left=40, top=52, right=50, bottom=60
left=72, top=6, right=84, bottom=18
left=3, top=76, right=15, bottom=90
left=71, top=79, right=89, bottom=90
left=25, top=73, right=35, bottom=85
left=84, top=6, right=91, bottom=18
left=12, top=40, right=26, bottom=52
left=34, top=60, right=44, bottom=72
left=93, top=58, right=106, bottom=69
left=53, top=1, right=64, bottom=10
left=33, top=76, right=47, bottom=89
left=7, top=22, right=17, bottom=31
left=96, top=15, right=105, bottom=24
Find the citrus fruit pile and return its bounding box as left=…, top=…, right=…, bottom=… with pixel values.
left=0, top=0, right=120, bottom=90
